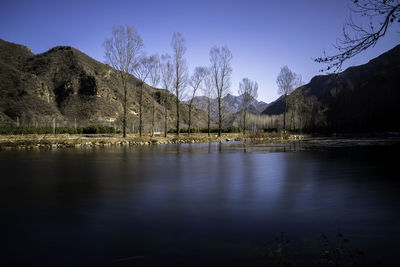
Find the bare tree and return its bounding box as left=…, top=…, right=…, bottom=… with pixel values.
left=161, top=54, right=174, bottom=137
left=188, top=66, right=208, bottom=135
left=202, top=69, right=214, bottom=137
left=148, top=54, right=161, bottom=137
left=103, top=25, right=143, bottom=137
left=238, top=78, right=258, bottom=135
left=315, top=0, right=400, bottom=72
left=276, top=66, right=300, bottom=131
left=133, top=55, right=152, bottom=136
left=171, top=32, right=188, bottom=135
left=209, top=46, right=233, bottom=137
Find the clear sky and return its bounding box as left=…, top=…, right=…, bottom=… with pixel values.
left=1, top=0, right=399, bottom=103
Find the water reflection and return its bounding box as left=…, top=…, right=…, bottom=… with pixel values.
left=0, top=143, right=399, bottom=266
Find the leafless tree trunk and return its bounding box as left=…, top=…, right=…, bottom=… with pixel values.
left=148, top=54, right=161, bottom=137
left=238, top=78, right=258, bottom=135
left=139, top=83, right=143, bottom=136
left=161, top=54, right=174, bottom=137
left=164, top=98, right=168, bottom=137
left=209, top=46, right=233, bottom=137
left=103, top=25, right=143, bottom=138
left=171, top=33, right=188, bottom=136
left=202, top=70, right=214, bottom=137
left=207, top=98, right=211, bottom=136
left=133, top=56, right=153, bottom=137
left=151, top=100, right=155, bottom=137
left=188, top=67, right=208, bottom=135
left=286, top=93, right=295, bottom=131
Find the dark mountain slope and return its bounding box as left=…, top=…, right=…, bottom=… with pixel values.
left=262, top=44, right=400, bottom=132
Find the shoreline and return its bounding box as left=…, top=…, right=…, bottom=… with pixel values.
left=0, top=132, right=302, bottom=150
left=1, top=133, right=399, bottom=151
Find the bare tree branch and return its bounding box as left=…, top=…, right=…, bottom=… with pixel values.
left=161, top=54, right=174, bottom=137
left=209, top=45, right=233, bottom=137
left=276, top=66, right=300, bottom=130
left=315, top=0, right=400, bottom=72
left=103, top=25, right=143, bottom=137
left=148, top=54, right=161, bottom=137
left=201, top=68, right=215, bottom=136
left=171, top=32, right=188, bottom=135
left=188, top=66, right=208, bottom=134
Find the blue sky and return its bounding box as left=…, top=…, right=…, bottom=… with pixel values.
left=1, top=0, right=399, bottom=103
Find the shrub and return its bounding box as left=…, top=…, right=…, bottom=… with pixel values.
left=80, top=125, right=116, bottom=134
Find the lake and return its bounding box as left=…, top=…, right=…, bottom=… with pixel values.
left=1, top=141, right=399, bottom=266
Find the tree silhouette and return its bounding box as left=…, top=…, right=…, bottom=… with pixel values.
left=315, top=0, right=400, bottom=72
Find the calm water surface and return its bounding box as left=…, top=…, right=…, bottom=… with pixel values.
left=1, top=142, right=399, bottom=266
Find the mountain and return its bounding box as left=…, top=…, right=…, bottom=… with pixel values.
left=0, top=39, right=207, bottom=130
left=262, top=44, right=400, bottom=132
left=222, top=93, right=268, bottom=114
left=189, top=93, right=268, bottom=120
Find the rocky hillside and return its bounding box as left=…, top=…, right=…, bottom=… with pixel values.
left=262, top=44, right=400, bottom=132
left=0, top=39, right=208, bottom=131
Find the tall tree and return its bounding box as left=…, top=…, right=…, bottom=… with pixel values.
left=276, top=66, right=299, bottom=131
left=171, top=32, right=188, bottom=135
left=103, top=25, right=143, bottom=137
left=202, top=69, right=214, bottom=137
left=315, top=0, right=400, bottom=72
left=133, top=56, right=152, bottom=136
left=161, top=54, right=174, bottom=137
left=209, top=46, right=233, bottom=137
left=238, top=78, right=258, bottom=135
left=188, top=67, right=208, bottom=135
left=148, top=54, right=161, bottom=137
